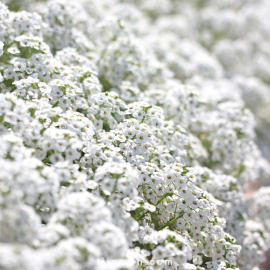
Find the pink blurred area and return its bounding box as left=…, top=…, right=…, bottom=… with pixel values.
left=260, top=248, right=270, bottom=270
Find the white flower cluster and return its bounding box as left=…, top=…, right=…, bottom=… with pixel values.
left=195, top=167, right=269, bottom=269
left=0, top=1, right=270, bottom=270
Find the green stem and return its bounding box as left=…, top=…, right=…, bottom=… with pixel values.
left=155, top=193, right=174, bottom=206
left=158, top=210, right=185, bottom=230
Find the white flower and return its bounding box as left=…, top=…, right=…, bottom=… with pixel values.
left=143, top=202, right=156, bottom=212
left=7, top=47, right=20, bottom=55
left=0, top=41, right=4, bottom=56
left=152, top=246, right=168, bottom=260
left=136, top=132, right=148, bottom=144
left=101, top=177, right=115, bottom=195
left=38, top=82, right=52, bottom=94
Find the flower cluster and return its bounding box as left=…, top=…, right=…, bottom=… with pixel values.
left=0, top=1, right=270, bottom=270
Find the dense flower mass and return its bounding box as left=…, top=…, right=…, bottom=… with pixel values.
left=0, top=0, right=270, bottom=270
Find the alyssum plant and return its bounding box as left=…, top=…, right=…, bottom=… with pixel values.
left=0, top=0, right=270, bottom=270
